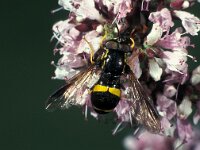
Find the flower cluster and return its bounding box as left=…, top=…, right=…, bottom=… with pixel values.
left=50, top=0, right=200, bottom=149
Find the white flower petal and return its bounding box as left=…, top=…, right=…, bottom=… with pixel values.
left=163, top=50, right=188, bottom=73
left=178, top=96, right=192, bottom=118
left=191, top=74, right=200, bottom=85
left=53, top=66, right=79, bottom=80
left=161, top=117, right=175, bottom=136
left=164, top=85, right=177, bottom=98
left=58, top=0, right=76, bottom=11
left=146, top=23, right=163, bottom=45
left=123, top=136, right=138, bottom=150
left=59, top=0, right=105, bottom=22
left=154, top=58, right=165, bottom=68
left=77, top=0, right=105, bottom=22
left=182, top=1, right=190, bottom=9
left=191, top=65, right=200, bottom=85
left=149, top=58, right=163, bottom=81
left=193, top=111, right=200, bottom=125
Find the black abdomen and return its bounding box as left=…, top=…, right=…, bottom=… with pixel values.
left=91, top=50, right=125, bottom=114
left=91, top=91, right=120, bottom=114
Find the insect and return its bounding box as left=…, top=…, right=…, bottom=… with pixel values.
left=45, top=25, right=161, bottom=133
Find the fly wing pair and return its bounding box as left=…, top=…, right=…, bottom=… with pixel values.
left=45, top=64, right=161, bottom=133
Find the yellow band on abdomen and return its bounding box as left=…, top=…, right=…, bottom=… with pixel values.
left=92, top=84, right=121, bottom=97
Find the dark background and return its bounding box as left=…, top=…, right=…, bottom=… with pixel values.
left=1, top=1, right=200, bottom=150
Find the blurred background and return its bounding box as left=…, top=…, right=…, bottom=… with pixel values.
left=1, top=1, right=200, bottom=150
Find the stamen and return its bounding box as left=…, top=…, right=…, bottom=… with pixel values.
left=133, top=127, right=140, bottom=136
left=112, top=13, right=119, bottom=25
left=52, top=32, right=64, bottom=45
left=141, top=0, right=145, bottom=11
left=187, top=54, right=197, bottom=62
left=112, top=122, right=122, bottom=135
left=54, top=41, right=61, bottom=49
left=51, top=61, right=57, bottom=67
left=51, top=7, right=64, bottom=14
left=50, top=34, right=56, bottom=42
left=129, top=111, right=133, bottom=126
left=84, top=104, right=88, bottom=120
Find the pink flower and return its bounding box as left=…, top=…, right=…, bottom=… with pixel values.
left=149, top=8, right=174, bottom=32
left=124, top=131, right=174, bottom=150
left=160, top=117, right=174, bottom=135
left=59, top=0, right=105, bottom=22
left=76, top=30, right=102, bottom=54
left=162, top=50, right=188, bottom=74
left=52, top=20, right=78, bottom=48
left=59, top=52, right=86, bottom=67
left=114, top=99, right=132, bottom=123
left=176, top=118, right=193, bottom=142
left=49, top=1, right=200, bottom=149
left=156, top=28, right=191, bottom=51
left=163, top=85, right=177, bottom=98
left=183, top=130, right=200, bottom=150
left=58, top=0, right=77, bottom=12
left=173, top=10, right=200, bottom=36
left=52, top=61, right=78, bottom=80
left=164, top=68, right=188, bottom=85
left=116, top=0, right=132, bottom=21
left=193, top=101, right=200, bottom=125
left=94, top=0, right=132, bottom=22
left=157, top=94, right=177, bottom=120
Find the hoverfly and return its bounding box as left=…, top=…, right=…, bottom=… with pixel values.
left=46, top=24, right=161, bottom=133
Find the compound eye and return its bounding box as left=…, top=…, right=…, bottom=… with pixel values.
left=105, top=41, right=118, bottom=50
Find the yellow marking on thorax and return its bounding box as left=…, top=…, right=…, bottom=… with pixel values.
left=101, top=48, right=109, bottom=69
left=93, top=84, right=121, bottom=97
left=101, top=48, right=109, bottom=59
left=104, top=48, right=109, bottom=58
left=101, top=61, right=106, bottom=69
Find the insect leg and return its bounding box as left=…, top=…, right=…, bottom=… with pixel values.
left=83, top=36, right=95, bottom=64
left=130, top=38, right=135, bottom=49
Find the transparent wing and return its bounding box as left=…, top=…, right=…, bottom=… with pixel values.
left=123, top=72, right=161, bottom=133
left=45, top=65, right=101, bottom=111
